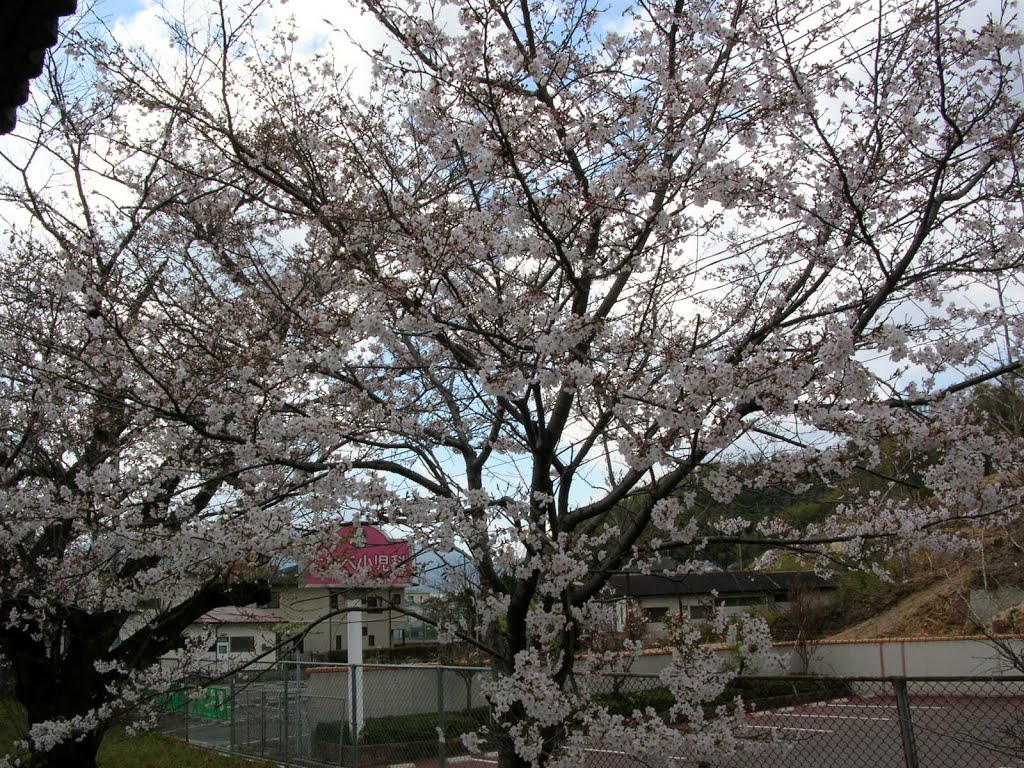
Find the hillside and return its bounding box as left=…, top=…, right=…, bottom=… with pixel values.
left=828, top=573, right=970, bottom=640
left=822, top=527, right=1024, bottom=640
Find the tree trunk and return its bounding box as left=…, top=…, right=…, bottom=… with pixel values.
left=20, top=672, right=109, bottom=768
left=496, top=737, right=533, bottom=768
left=27, top=728, right=104, bottom=768
left=5, top=621, right=112, bottom=768
left=494, top=727, right=564, bottom=768
left=2, top=581, right=272, bottom=767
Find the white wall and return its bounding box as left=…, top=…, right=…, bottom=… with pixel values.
left=302, top=665, right=489, bottom=729
left=606, top=635, right=1024, bottom=682
left=592, top=645, right=788, bottom=676
left=297, top=637, right=1024, bottom=732
left=802, top=636, right=1024, bottom=678
left=156, top=623, right=279, bottom=674
left=184, top=623, right=279, bottom=663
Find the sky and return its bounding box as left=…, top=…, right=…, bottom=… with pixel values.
left=88, top=0, right=386, bottom=62
left=84, top=0, right=1013, bottom=94
left=92, top=0, right=1010, bottom=31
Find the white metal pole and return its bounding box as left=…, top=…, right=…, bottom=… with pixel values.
left=347, top=597, right=364, bottom=735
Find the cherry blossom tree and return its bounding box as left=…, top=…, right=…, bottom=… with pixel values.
left=0, top=38, right=373, bottom=767
left=4, top=0, right=1024, bottom=766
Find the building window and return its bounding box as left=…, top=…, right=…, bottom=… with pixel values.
left=335, top=635, right=343, bottom=650
left=367, top=635, right=375, bottom=647
left=690, top=605, right=712, bottom=619
left=362, top=626, right=368, bottom=636
left=643, top=607, right=669, bottom=623
left=329, top=591, right=339, bottom=609
left=366, top=596, right=383, bottom=614
left=722, top=596, right=760, bottom=607
left=230, top=636, right=256, bottom=653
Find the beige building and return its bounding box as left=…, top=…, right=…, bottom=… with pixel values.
left=272, top=524, right=414, bottom=658
left=274, top=585, right=407, bottom=658
left=190, top=606, right=284, bottom=662
left=154, top=605, right=284, bottom=672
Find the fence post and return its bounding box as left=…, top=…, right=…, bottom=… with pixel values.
left=229, top=680, right=236, bottom=753
left=296, top=662, right=304, bottom=759
left=183, top=691, right=190, bottom=745
left=283, top=664, right=290, bottom=760
left=350, top=663, right=360, bottom=768
left=260, top=689, right=267, bottom=756
left=438, top=666, right=447, bottom=768
left=892, top=678, right=920, bottom=768
left=245, top=687, right=251, bottom=750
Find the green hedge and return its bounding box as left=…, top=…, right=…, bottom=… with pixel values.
left=723, top=676, right=846, bottom=700
left=593, top=676, right=848, bottom=718
left=593, top=687, right=676, bottom=717
left=313, top=707, right=490, bottom=746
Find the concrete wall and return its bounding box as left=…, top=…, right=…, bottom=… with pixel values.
left=802, top=635, right=1024, bottom=678
left=298, top=636, right=1024, bottom=730
left=303, top=665, right=489, bottom=728
left=609, top=635, right=1024, bottom=681
left=969, top=587, right=1024, bottom=622
left=590, top=645, right=789, bottom=677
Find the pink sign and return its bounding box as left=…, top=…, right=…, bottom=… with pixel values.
left=305, top=525, right=413, bottom=587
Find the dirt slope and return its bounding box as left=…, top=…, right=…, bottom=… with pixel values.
left=827, top=573, right=972, bottom=641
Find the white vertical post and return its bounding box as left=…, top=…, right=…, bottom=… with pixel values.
left=347, top=597, right=365, bottom=735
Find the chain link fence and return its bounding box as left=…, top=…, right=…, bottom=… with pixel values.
left=720, top=676, right=1024, bottom=768
left=158, top=665, right=1024, bottom=767
left=158, top=661, right=493, bottom=767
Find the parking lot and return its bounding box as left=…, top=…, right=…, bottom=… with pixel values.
left=724, top=695, right=1024, bottom=768
left=161, top=682, right=1024, bottom=768
left=370, top=696, right=1024, bottom=768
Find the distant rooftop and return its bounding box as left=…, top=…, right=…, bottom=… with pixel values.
left=607, top=570, right=835, bottom=598
left=196, top=606, right=284, bottom=625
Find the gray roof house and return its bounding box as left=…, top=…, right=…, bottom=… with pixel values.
left=605, top=570, right=835, bottom=635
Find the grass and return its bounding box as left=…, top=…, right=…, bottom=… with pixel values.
left=99, top=731, right=277, bottom=768
left=0, top=700, right=275, bottom=768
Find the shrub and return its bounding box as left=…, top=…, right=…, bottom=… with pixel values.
left=592, top=676, right=848, bottom=719
left=723, top=675, right=848, bottom=701
left=593, top=687, right=676, bottom=717
left=312, top=708, right=491, bottom=746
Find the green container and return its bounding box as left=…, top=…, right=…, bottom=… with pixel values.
left=167, top=686, right=230, bottom=721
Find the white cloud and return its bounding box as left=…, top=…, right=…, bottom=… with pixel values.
left=104, top=0, right=386, bottom=93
